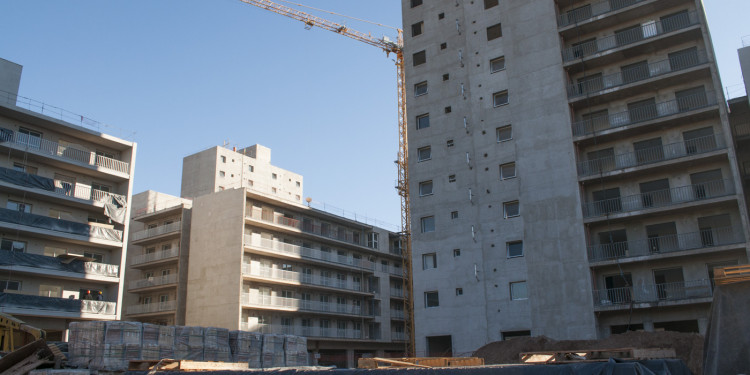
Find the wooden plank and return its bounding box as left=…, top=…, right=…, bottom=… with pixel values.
left=448, top=357, right=484, bottom=367
left=176, top=361, right=252, bottom=371
left=631, top=348, right=676, bottom=359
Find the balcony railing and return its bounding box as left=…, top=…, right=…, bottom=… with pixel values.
left=0, top=249, right=120, bottom=278
left=562, top=11, right=699, bottom=62
left=0, top=127, right=129, bottom=174
left=244, top=235, right=375, bottom=271
left=130, top=221, right=182, bottom=242
left=390, top=287, right=405, bottom=298
left=0, top=207, right=123, bottom=242
left=593, top=279, right=712, bottom=306
left=568, top=51, right=708, bottom=98
left=583, top=179, right=735, bottom=218
left=390, top=309, right=405, bottom=320
left=572, top=91, right=718, bottom=137
left=240, top=323, right=365, bottom=340
left=558, top=0, right=650, bottom=27
left=132, top=198, right=190, bottom=218
left=246, top=208, right=365, bottom=247
left=242, top=264, right=366, bottom=293
left=130, top=248, right=179, bottom=266
left=733, top=123, right=750, bottom=137
left=392, top=331, right=407, bottom=341
left=588, top=226, right=744, bottom=262
left=126, top=300, right=176, bottom=315
left=0, top=166, right=127, bottom=205
left=241, top=293, right=372, bottom=317
left=0, top=292, right=116, bottom=315
left=129, top=274, right=178, bottom=290
left=577, top=133, right=726, bottom=177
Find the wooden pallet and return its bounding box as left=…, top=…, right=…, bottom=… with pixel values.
left=520, top=347, right=675, bottom=364
left=358, top=357, right=484, bottom=369
left=128, top=359, right=252, bottom=372
left=714, top=265, right=750, bottom=285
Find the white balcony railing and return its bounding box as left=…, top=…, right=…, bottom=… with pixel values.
left=242, top=264, right=366, bottom=293
left=241, top=293, right=371, bottom=317
left=243, top=235, right=375, bottom=271
left=593, top=279, right=712, bottom=306
left=240, top=323, right=365, bottom=340
left=129, top=274, right=178, bottom=290
left=130, top=248, right=179, bottom=266
left=130, top=221, right=182, bottom=241
left=126, top=300, right=176, bottom=315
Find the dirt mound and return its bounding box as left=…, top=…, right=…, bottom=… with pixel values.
left=474, top=331, right=704, bottom=375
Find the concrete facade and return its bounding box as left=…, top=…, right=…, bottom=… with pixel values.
left=0, top=58, right=136, bottom=340
left=123, top=191, right=192, bottom=326
left=402, top=0, right=750, bottom=356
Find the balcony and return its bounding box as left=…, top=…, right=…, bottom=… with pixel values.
left=0, top=207, right=123, bottom=243
left=390, top=309, right=405, bottom=320
left=241, top=293, right=372, bottom=317
left=572, top=91, right=718, bottom=138
left=567, top=51, right=708, bottom=100
left=241, top=264, right=367, bottom=293
left=588, top=226, right=745, bottom=262
left=733, top=123, right=750, bottom=139
left=246, top=208, right=366, bottom=248
left=392, top=331, right=407, bottom=341
left=130, top=221, right=181, bottom=242
left=243, top=235, right=375, bottom=271
left=130, top=248, right=179, bottom=267
left=561, top=11, right=699, bottom=63
left=0, top=127, right=129, bottom=175
left=390, top=287, right=406, bottom=298
left=129, top=274, right=178, bottom=291
left=558, top=0, right=652, bottom=28
left=0, top=249, right=119, bottom=279
left=240, top=323, right=366, bottom=340
left=126, top=300, right=176, bottom=315
left=593, top=279, right=712, bottom=309
left=577, top=133, right=726, bottom=178
left=582, top=179, right=735, bottom=219
left=0, top=292, right=117, bottom=317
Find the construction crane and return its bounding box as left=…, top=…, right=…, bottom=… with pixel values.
left=236, top=0, right=415, bottom=356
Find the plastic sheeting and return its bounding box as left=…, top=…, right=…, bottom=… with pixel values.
left=284, top=335, right=308, bottom=367
left=262, top=334, right=285, bottom=368
left=0, top=207, right=122, bottom=242
left=229, top=331, right=262, bottom=367
left=204, top=327, right=232, bottom=362
left=0, top=166, right=55, bottom=191
left=0, top=292, right=116, bottom=315
left=102, top=194, right=127, bottom=225
left=175, top=326, right=205, bottom=361
left=0, top=249, right=119, bottom=277
left=702, top=281, right=750, bottom=375
left=142, top=324, right=175, bottom=360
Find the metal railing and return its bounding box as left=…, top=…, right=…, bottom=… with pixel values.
left=390, top=287, right=405, bottom=298
left=0, top=292, right=116, bottom=315
left=0, top=127, right=130, bottom=174
left=130, top=221, right=182, bottom=241
left=244, top=235, right=375, bottom=271
left=241, top=293, right=372, bottom=317
left=390, top=309, right=405, bottom=319
left=572, top=91, right=717, bottom=137
left=129, top=274, right=178, bottom=290
left=130, top=248, right=179, bottom=266
left=558, top=0, right=650, bottom=27
left=733, top=123, right=750, bottom=137
left=132, top=198, right=191, bottom=218
left=588, top=226, right=744, bottom=261
left=54, top=181, right=127, bottom=204
left=577, top=133, right=725, bottom=177
left=562, top=11, right=699, bottom=62
left=240, top=323, right=366, bottom=339
left=583, top=179, right=735, bottom=218
left=593, top=279, right=712, bottom=306
left=568, top=51, right=708, bottom=98
left=83, top=261, right=120, bottom=278
left=392, top=331, right=407, bottom=341
left=0, top=207, right=122, bottom=242
left=126, top=300, right=177, bottom=315
left=246, top=208, right=367, bottom=247
left=241, top=264, right=366, bottom=293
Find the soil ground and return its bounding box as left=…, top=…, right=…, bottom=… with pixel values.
left=473, top=331, right=704, bottom=375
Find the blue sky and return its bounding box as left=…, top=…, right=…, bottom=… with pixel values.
left=1, top=0, right=748, bottom=227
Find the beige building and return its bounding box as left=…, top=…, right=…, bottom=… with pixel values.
left=402, top=0, right=750, bottom=356
left=125, top=145, right=408, bottom=368
left=0, top=58, right=136, bottom=340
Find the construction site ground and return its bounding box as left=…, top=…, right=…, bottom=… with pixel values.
left=474, top=331, right=703, bottom=375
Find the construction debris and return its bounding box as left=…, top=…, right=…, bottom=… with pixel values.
left=712, top=264, right=750, bottom=285
left=0, top=338, right=54, bottom=374
left=519, top=348, right=676, bottom=364
left=358, top=357, right=484, bottom=369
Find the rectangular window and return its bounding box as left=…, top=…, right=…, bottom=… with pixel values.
left=484, top=0, right=499, bottom=9
left=84, top=252, right=104, bottom=263
left=456, top=288, right=463, bottom=295
left=7, top=200, right=31, bottom=213
left=424, top=291, right=439, bottom=307
left=504, top=201, right=520, bottom=218
left=418, top=146, right=432, bottom=161
left=221, top=156, right=226, bottom=163
left=416, top=113, right=430, bottom=129
left=490, top=56, right=505, bottom=73
left=446, top=140, right=454, bottom=147
left=419, top=180, right=433, bottom=196
left=415, top=81, right=428, bottom=96
left=453, top=249, right=461, bottom=257
left=1, top=239, right=26, bottom=252
left=219, top=171, right=225, bottom=177
left=510, top=281, right=528, bottom=300
left=487, top=23, right=502, bottom=41
left=411, top=21, right=423, bottom=37
left=413, top=50, right=426, bottom=66
left=493, top=90, right=509, bottom=107
left=422, top=253, right=437, bottom=270
left=450, top=211, right=458, bottom=219
left=500, top=162, right=516, bottom=179
left=448, top=174, right=456, bottom=183
left=367, top=232, right=379, bottom=249
left=0, top=280, right=21, bottom=291
left=497, top=125, right=512, bottom=142
left=13, top=163, right=37, bottom=175
left=420, top=216, right=435, bottom=233
left=507, top=241, right=523, bottom=258
left=272, top=173, right=277, bottom=179
left=49, top=209, right=72, bottom=220
left=18, top=127, right=42, bottom=149
left=410, top=0, right=422, bottom=7
left=249, top=165, right=254, bottom=172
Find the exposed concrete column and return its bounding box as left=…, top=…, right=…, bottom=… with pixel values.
left=698, top=317, right=710, bottom=335
left=643, top=320, right=655, bottom=332
left=346, top=349, right=356, bottom=369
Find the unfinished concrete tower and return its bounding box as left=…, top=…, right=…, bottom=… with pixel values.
left=402, top=0, right=750, bottom=356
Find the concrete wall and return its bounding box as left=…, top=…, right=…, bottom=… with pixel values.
left=739, top=47, right=750, bottom=100
left=0, top=58, right=22, bottom=97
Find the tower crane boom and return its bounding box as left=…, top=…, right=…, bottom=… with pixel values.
left=236, top=0, right=415, bottom=357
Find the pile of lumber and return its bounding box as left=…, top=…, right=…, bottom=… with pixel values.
left=358, top=357, right=484, bottom=369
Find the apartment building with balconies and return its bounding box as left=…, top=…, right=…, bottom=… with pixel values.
left=402, top=0, right=750, bottom=356
left=0, top=58, right=136, bottom=340
left=123, top=191, right=192, bottom=326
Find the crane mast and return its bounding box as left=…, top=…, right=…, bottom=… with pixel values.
left=237, top=0, right=415, bottom=357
